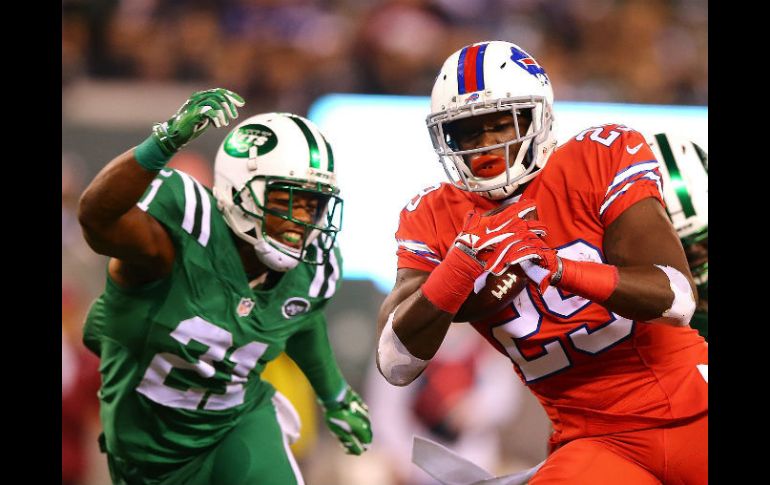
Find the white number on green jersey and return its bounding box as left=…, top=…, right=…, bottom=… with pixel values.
left=136, top=316, right=268, bottom=410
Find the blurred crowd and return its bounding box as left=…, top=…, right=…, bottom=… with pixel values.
left=63, top=0, right=707, bottom=117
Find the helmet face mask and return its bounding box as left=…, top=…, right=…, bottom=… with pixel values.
left=235, top=177, right=343, bottom=264
left=435, top=102, right=543, bottom=194
left=214, top=113, right=342, bottom=271
left=427, top=41, right=557, bottom=200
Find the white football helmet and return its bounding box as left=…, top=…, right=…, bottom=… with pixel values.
left=647, top=132, right=708, bottom=296
left=213, top=112, right=342, bottom=272
left=426, top=40, right=558, bottom=199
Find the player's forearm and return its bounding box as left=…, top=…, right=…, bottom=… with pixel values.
left=551, top=258, right=697, bottom=327
left=604, top=265, right=698, bottom=326
left=389, top=290, right=454, bottom=360
left=78, top=148, right=160, bottom=234
left=376, top=254, right=481, bottom=386
left=376, top=290, right=453, bottom=386
left=285, top=323, right=347, bottom=404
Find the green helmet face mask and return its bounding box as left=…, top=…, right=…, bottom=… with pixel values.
left=236, top=177, right=343, bottom=265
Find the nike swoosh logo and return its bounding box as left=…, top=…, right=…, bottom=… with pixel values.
left=626, top=143, right=643, bottom=155
left=485, top=220, right=512, bottom=234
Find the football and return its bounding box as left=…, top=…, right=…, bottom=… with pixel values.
left=455, top=265, right=528, bottom=322
left=454, top=204, right=538, bottom=322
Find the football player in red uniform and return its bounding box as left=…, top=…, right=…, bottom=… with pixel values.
left=376, top=41, right=707, bottom=484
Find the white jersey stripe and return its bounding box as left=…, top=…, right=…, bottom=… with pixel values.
left=599, top=172, right=662, bottom=217
left=397, top=238, right=441, bottom=264
left=272, top=396, right=306, bottom=485
left=605, top=161, right=659, bottom=196
left=193, top=179, right=211, bottom=247
left=324, top=246, right=340, bottom=298
left=309, top=240, right=326, bottom=298
left=178, top=171, right=197, bottom=234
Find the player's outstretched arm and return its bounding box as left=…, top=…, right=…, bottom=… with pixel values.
left=78, top=88, right=244, bottom=285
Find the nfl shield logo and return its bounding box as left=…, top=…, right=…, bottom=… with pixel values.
left=237, top=297, right=255, bottom=317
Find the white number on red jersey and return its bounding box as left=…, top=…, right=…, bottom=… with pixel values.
left=574, top=124, right=632, bottom=147
left=491, top=241, right=634, bottom=382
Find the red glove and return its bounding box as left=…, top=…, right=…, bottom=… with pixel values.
left=454, top=199, right=547, bottom=275
left=421, top=198, right=544, bottom=314
left=516, top=239, right=619, bottom=302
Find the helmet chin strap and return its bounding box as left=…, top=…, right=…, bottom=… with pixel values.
left=253, top=238, right=301, bottom=272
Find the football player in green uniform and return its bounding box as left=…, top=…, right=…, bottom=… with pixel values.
left=647, top=132, right=708, bottom=340
left=78, top=88, right=372, bottom=485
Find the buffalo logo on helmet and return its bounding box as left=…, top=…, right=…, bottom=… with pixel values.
left=509, top=47, right=549, bottom=86
left=464, top=93, right=480, bottom=104
left=282, top=297, right=311, bottom=319
left=224, top=124, right=278, bottom=158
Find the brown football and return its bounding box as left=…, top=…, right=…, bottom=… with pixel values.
left=454, top=204, right=537, bottom=322
left=455, top=265, right=528, bottom=322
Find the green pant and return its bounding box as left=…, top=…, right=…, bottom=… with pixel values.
left=107, top=399, right=304, bottom=485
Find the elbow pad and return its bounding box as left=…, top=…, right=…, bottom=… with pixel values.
left=651, top=265, right=696, bottom=326
left=377, top=310, right=429, bottom=387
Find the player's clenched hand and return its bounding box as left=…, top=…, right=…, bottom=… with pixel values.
left=152, top=88, right=245, bottom=156
left=454, top=198, right=547, bottom=276
left=323, top=386, right=372, bottom=455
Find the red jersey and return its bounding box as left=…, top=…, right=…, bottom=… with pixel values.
left=395, top=124, right=708, bottom=446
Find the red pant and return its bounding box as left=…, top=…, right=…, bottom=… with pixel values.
left=530, top=413, right=707, bottom=485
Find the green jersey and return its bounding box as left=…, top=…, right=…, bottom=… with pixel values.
left=83, top=169, right=345, bottom=479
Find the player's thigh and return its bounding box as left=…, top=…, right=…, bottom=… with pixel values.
left=529, top=437, right=661, bottom=485
left=213, top=404, right=302, bottom=485
left=664, top=414, right=708, bottom=485
left=180, top=404, right=303, bottom=485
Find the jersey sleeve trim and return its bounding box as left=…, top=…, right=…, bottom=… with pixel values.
left=396, top=239, right=441, bottom=266
left=308, top=241, right=341, bottom=299
left=599, top=160, right=663, bottom=218
left=177, top=171, right=212, bottom=247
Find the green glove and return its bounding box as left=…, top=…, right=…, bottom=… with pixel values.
left=135, top=88, right=245, bottom=170
left=323, top=386, right=373, bottom=455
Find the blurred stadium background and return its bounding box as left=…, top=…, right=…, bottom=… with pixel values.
left=62, top=1, right=707, bottom=484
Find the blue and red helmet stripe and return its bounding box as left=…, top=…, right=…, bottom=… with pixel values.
left=457, top=43, right=488, bottom=95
